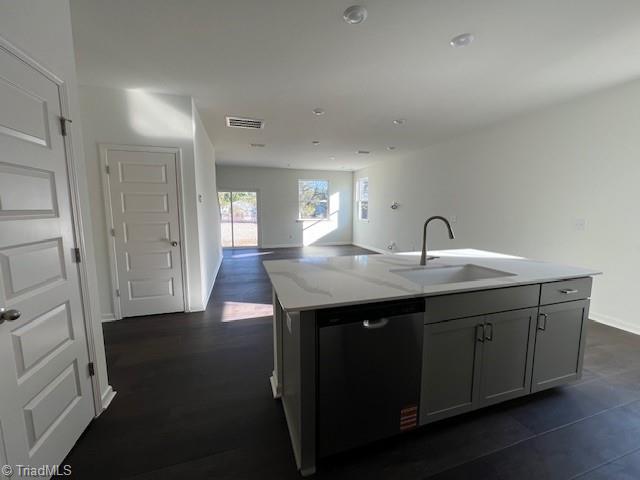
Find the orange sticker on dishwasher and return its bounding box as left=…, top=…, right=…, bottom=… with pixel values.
left=400, top=405, right=418, bottom=431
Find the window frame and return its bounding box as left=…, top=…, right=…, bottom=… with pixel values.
left=297, top=178, right=330, bottom=221
left=357, top=176, right=369, bottom=222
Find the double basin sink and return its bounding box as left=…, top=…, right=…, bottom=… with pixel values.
left=391, top=263, right=516, bottom=287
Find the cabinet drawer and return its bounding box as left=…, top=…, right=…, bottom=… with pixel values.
left=540, top=277, right=592, bottom=305
left=425, top=285, right=540, bottom=324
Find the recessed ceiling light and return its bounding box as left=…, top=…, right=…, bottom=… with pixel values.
left=450, top=33, right=474, bottom=48
left=343, top=5, right=368, bottom=25
left=250, top=143, right=265, bottom=147
left=329, top=156, right=336, bottom=160
left=313, top=108, right=325, bottom=116
left=387, top=146, right=397, bottom=151
left=357, top=150, right=370, bottom=155
left=393, top=119, right=406, bottom=126
left=312, top=140, right=320, bottom=146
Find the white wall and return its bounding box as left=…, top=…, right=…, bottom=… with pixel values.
left=0, top=0, right=111, bottom=408
left=216, top=166, right=353, bottom=248
left=354, top=79, right=640, bottom=333
left=193, top=101, right=222, bottom=307
left=79, top=85, right=210, bottom=316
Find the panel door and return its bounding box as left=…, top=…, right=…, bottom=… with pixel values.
left=0, top=44, right=94, bottom=474
left=478, top=308, right=537, bottom=407
left=420, top=316, right=484, bottom=425
left=532, top=300, right=589, bottom=392
left=104, top=147, right=185, bottom=317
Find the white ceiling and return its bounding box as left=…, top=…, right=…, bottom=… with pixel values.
left=70, top=0, right=640, bottom=171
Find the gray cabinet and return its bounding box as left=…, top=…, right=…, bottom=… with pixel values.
left=531, top=299, right=589, bottom=392
left=420, top=316, right=483, bottom=424
left=420, top=308, right=538, bottom=425
left=478, top=308, right=537, bottom=407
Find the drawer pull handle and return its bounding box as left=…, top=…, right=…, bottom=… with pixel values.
left=363, top=318, right=389, bottom=329
left=476, top=324, right=485, bottom=343
left=484, top=322, right=494, bottom=342
left=559, top=288, right=579, bottom=295
left=538, top=313, right=548, bottom=331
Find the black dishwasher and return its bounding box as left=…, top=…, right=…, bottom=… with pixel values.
left=317, top=298, right=425, bottom=457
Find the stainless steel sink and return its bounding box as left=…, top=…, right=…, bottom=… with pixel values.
left=391, top=264, right=516, bottom=286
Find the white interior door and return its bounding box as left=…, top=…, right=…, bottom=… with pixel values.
left=103, top=146, right=185, bottom=318
left=0, top=45, right=94, bottom=475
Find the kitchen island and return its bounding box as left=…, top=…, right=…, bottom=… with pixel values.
left=263, top=249, right=601, bottom=475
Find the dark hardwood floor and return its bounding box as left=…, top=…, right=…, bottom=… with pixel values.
left=62, top=246, right=640, bottom=479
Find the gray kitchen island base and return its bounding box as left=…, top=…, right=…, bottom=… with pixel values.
left=265, top=251, right=598, bottom=476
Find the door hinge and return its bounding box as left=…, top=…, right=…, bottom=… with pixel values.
left=88, top=362, right=95, bottom=377
left=60, top=116, right=72, bottom=136
left=111, top=228, right=116, bottom=237
left=115, top=289, right=120, bottom=297
left=72, top=247, right=81, bottom=263
left=105, top=165, right=110, bottom=174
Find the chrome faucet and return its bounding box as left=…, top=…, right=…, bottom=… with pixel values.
left=420, top=216, right=455, bottom=265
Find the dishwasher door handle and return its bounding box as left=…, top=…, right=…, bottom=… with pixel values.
left=363, top=318, right=389, bottom=329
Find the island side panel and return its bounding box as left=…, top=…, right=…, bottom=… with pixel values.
left=281, top=309, right=317, bottom=476
left=271, top=289, right=284, bottom=398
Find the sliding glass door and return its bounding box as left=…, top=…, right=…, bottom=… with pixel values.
left=218, top=191, right=259, bottom=247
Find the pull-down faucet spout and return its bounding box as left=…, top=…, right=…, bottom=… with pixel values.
left=420, top=216, right=455, bottom=266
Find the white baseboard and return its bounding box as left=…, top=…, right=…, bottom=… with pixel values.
left=100, top=385, right=116, bottom=413
left=352, top=242, right=389, bottom=255
left=101, top=313, right=117, bottom=323
left=261, top=241, right=352, bottom=249
left=590, top=311, right=640, bottom=336
left=202, top=252, right=223, bottom=307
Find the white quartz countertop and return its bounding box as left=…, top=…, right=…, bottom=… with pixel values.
left=262, top=249, right=601, bottom=312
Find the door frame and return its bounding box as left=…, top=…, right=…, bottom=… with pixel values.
left=0, top=36, right=103, bottom=414
left=217, top=188, right=262, bottom=248
left=99, top=144, right=189, bottom=320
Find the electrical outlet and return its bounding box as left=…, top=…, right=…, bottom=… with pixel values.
left=574, top=218, right=586, bottom=231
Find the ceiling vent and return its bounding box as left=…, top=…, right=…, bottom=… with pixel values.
left=226, top=116, right=264, bottom=129
left=357, top=150, right=371, bottom=155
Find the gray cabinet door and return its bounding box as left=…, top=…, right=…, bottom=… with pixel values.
left=478, top=308, right=537, bottom=407
left=531, top=300, right=590, bottom=392
left=420, top=316, right=484, bottom=425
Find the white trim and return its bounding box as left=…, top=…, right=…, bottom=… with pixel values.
left=270, top=374, right=281, bottom=399
left=591, top=311, right=640, bottom=336
left=0, top=35, right=107, bottom=417
left=100, top=386, right=117, bottom=412
left=202, top=253, right=223, bottom=308
left=99, top=144, right=189, bottom=318
left=261, top=241, right=352, bottom=249
left=352, top=242, right=389, bottom=254
left=101, top=313, right=117, bottom=323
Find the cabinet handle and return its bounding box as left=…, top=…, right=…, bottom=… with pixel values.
left=485, top=322, right=494, bottom=341
left=559, top=288, right=578, bottom=295
left=476, top=324, right=485, bottom=343
left=362, top=318, right=389, bottom=329
left=538, top=313, right=548, bottom=331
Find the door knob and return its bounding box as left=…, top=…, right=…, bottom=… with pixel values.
left=170, top=240, right=178, bottom=247
left=0, top=308, right=21, bottom=323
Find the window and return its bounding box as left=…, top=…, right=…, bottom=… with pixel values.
left=357, top=177, right=369, bottom=221
left=298, top=179, right=329, bottom=220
